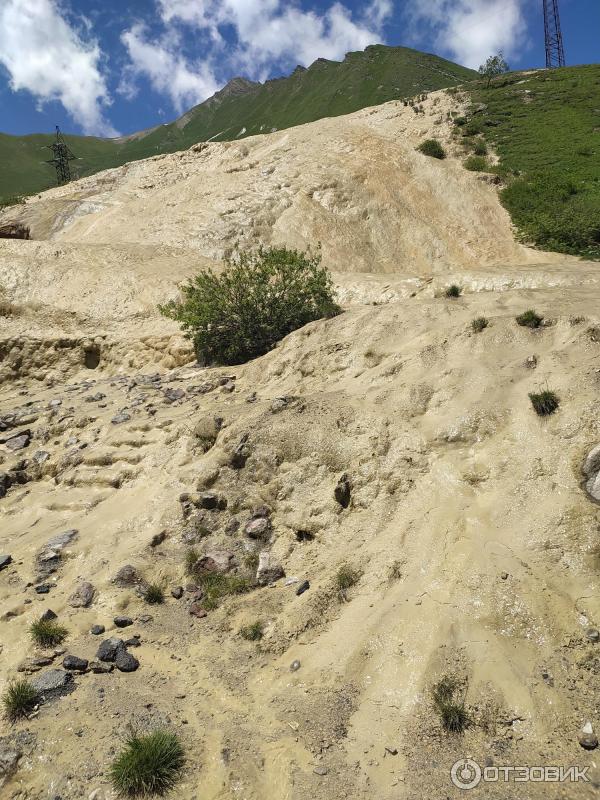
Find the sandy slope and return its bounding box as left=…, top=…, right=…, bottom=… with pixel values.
left=1, top=89, right=600, bottom=799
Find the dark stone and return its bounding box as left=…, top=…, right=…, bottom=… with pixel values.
left=171, top=586, right=184, bottom=599
left=0, top=554, right=12, bottom=570
left=68, top=581, right=95, bottom=608
left=115, top=650, right=139, bottom=672
left=34, top=584, right=51, bottom=594
left=96, top=637, right=126, bottom=663
left=199, top=492, right=219, bottom=510
left=5, top=431, right=31, bottom=451
left=0, top=473, right=11, bottom=498
left=40, top=609, right=57, bottom=621
left=296, top=580, right=310, bottom=596
left=334, top=474, right=352, bottom=509
left=124, top=637, right=141, bottom=647
left=90, top=624, right=105, bottom=636
left=244, top=517, right=271, bottom=539
left=230, top=434, right=250, bottom=469
left=150, top=530, right=167, bottom=547
left=112, top=564, right=144, bottom=588
left=189, top=603, right=208, bottom=618
left=114, top=616, right=133, bottom=628
left=31, top=669, right=74, bottom=698
left=163, top=388, right=185, bottom=403
left=63, top=655, right=88, bottom=672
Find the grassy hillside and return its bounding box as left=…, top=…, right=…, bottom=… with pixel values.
left=461, top=64, right=600, bottom=260
left=0, top=45, right=476, bottom=203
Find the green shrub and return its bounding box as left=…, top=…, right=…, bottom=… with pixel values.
left=471, top=316, right=489, bottom=332
left=335, top=564, right=362, bottom=601
left=516, top=309, right=543, bottom=328
left=30, top=618, right=68, bottom=648
left=110, top=730, right=185, bottom=796
left=462, top=120, right=484, bottom=137
left=464, top=156, right=489, bottom=172
left=160, top=246, right=341, bottom=365
left=453, top=116, right=467, bottom=126
left=0, top=195, right=24, bottom=210
left=473, top=140, right=488, bottom=156
left=240, top=621, right=264, bottom=641
left=432, top=676, right=469, bottom=733
left=417, top=139, right=446, bottom=160
left=445, top=284, right=461, bottom=298
left=144, top=583, right=164, bottom=604
left=3, top=679, right=38, bottom=722
left=529, top=390, right=560, bottom=416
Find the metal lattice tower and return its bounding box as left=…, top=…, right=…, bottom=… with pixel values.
left=46, top=126, right=76, bottom=186
left=543, top=0, right=566, bottom=69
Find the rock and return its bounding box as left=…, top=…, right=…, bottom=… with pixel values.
left=63, top=655, right=88, bottom=672
left=270, top=396, right=290, bottom=413
left=245, top=517, right=271, bottom=539
left=114, top=616, right=133, bottom=628
left=230, top=434, right=250, bottom=469
left=313, top=766, right=328, bottom=776
left=89, top=661, right=113, bottom=674
left=111, top=412, right=131, bottom=425
left=171, top=586, right=184, bottom=599
left=149, top=530, right=167, bottom=547
left=32, top=450, right=50, bottom=464
left=40, top=609, right=58, bottom=621
left=0, top=554, right=12, bottom=571
left=500, top=572, right=509, bottom=580
left=68, top=582, right=95, bottom=608
left=31, top=669, right=74, bottom=698
left=334, top=474, right=352, bottom=508
left=221, top=381, right=235, bottom=393
left=163, top=388, right=185, bottom=403
left=0, top=747, right=21, bottom=779
left=90, top=625, right=105, bottom=636
left=0, top=473, right=11, bottom=499
left=5, top=431, right=31, bottom=451
left=196, top=551, right=236, bottom=575
left=586, top=628, right=600, bottom=643
left=579, top=722, right=598, bottom=750
left=124, top=637, right=141, bottom=648
left=525, top=355, right=538, bottom=369
left=36, top=529, right=78, bottom=580
left=35, top=584, right=51, bottom=594
left=385, top=746, right=398, bottom=756
left=256, top=552, right=285, bottom=586
left=189, top=603, right=208, bottom=618
left=96, top=638, right=126, bottom=662
left=193, top=415, right=222, bottom=452
left=115, top=650, right=139, bottom=672
left=583, top=444, right=600, bottom=503
left=290, top=659, right=301, bottom=672
left=296, top=580, right=310, bottom=596
left=198, top=491, right=220, bottom=510
left=113, top=564, right=145, bottom=589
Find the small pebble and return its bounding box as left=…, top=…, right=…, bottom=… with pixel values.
left=290, top=659, right=301, bottom=672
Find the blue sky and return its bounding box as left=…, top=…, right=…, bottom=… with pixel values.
left=0, top=0, right=597, bottom=138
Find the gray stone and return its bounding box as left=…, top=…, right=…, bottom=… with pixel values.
left=114, top=616, right=133, bottom=628
left=91, top=625, right=105, bottom=636
left=32, top=450, right=50, bottom=464
left=256, top=551, right=285, bottom=586
left=111, top=412, right=131, bottom=425
left=96, top=638, right=126, bottom=662
left=290, top=660, right=301, bottom=672
left=31, top=669, right=74, bottom=698
left=115, top=650, right=139, bottom=672
left=171, top=586, right=184, bottom=599
left=244, top=517, right=271, bottom=539
left=63, top=655, right=88, bottom=671
left=313, top=766, right=328, bottom=776
left=579, top=732, right=598, bottom=750
left=68, top=582, right=95, bottom=608
left=163, top=388, right=185, bottom=403
left=112, top=564, right=145, bottom=589
left=583, top=444, right=600, bottom=503
left=0, top=554, right=12, bottom=571
left=0, top=747, right=21, bottom=778
left=89, top=661, right=113, bottom=674
left=36, top=529, right=78, bottom=580
left=5, top=431, right=31, bottom=451
left=40, top=609, right=57, bottom=621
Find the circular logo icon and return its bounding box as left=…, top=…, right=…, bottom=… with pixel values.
left=451, top=759, right=482, bottom=790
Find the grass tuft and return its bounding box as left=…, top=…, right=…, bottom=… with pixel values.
left=110, top=730, right=185, bottom=796
left=464, top=155, right=489, bottom=172
left=445, top=284, right=461, bottom=298
left=471, top=316, right=489, bottom=333
left=240, top=621, right=264, bottom=641
left=144, top=583, right=165, bottom=605
left=417, top=139, right=446, bottom=159
left=2, top=679, right=38, bottom=722
left=335, top=564, right=363, bottom=601
left=529, top=390, right=560, bottom=416
left=184, top=548, right=199, bottom=576
left=29, top=618, right=68, bottom=648
left=516, top=309, right=543, bottom=328
left=432, top=676, right=469, bottom=733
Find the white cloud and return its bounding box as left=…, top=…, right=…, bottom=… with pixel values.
left=119, top=0, right=393, bottom=106
left=407, top=0, right=526, bottom=69
left=120, top=25, right=219, bottom=113
left=0, top=0, right=117, bottom=136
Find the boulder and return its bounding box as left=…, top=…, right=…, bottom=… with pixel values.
left=256, top=551, right=285, bottom=586
left=68, top=582, right=95, bottom=608
left=112, top=564, right=146, bottom=590
left=115, top=650, right=139, bottom=672
left=113, top=616, right=133, bottom=628
left=31, top=669, right=74, bottom=698
left=63, top=655, right=89, bottom=672
left=194, top=551, right=235, bottom=575
left=244, top=517, right=271, bottom=539
left=35, top=529, right=78, bottom=580
left=96, top=637, right=126, bottom=663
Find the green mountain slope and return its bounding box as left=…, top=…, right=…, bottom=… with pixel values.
left=461, top=64, right=600, bottom=259
left=0, top=45, right=476, bottom=203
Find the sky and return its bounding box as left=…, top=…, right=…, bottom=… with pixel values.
left=0, top=0, right=597, bottom=138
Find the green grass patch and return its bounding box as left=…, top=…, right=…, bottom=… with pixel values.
left=472, top=140, right=488, bottom=156
left=445, top=284, right=462, bottom=298
left=432, top=676, right=469, bottom=733
left=29, top=618, right=68, bottom=648
left=2, top=679, right=38, bottom=722
left=516, top=309, right=543, bottom=328
left=110, top=730, right=185, bottom=796
left=144, top=583, right=165, bottom=604
left=529, top=390, right=560, bottom=416
left=471, top=316, right=489, bottom=332
left=464, top=155, right=489, bottom=172
left=240, top=621, right=264, bottom=641
left=417, top=139, right=446, bottom=159
left=465, top=66, right=600, bottom=259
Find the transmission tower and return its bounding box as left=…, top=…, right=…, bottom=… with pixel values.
left=543, top=0, right=566, bottom=69
left=46, top=126, right=76, bottom=186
